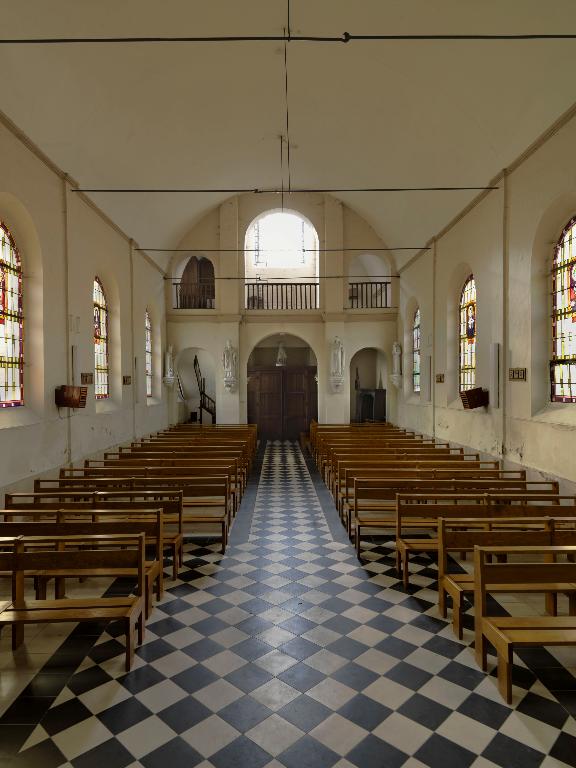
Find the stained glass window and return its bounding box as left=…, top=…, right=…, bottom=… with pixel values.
left=145, top=309, right=152, bottom=398
left=459, top=275, right=476, bottom=392
left=0, top=222, right=23, bottom=407
left=93, top=277, right=109, bottom=399
left=551, top=216, right=576, bottom=402
left=412, top=308, right=421, bottom=393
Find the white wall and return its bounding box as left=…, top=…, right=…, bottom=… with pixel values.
left=397, top=112, right=576, bottom=482
left=0, top=117, right=169, bottom=497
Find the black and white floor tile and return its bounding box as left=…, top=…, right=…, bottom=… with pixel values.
left=1, top=441, right=576, bottom=767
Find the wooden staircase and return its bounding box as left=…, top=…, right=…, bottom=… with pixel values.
left=194, top=355, right=216, bottom=423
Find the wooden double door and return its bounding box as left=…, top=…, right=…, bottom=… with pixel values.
left=247, top=366, right=318, bottom=440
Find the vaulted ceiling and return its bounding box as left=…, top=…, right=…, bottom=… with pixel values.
left=2, top=1, right=576, bottom=270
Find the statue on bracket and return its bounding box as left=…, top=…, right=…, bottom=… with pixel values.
left=163, top=345, right=175, bottom=387
left=391, top=341, right=402, bottom=389
left=222, top=339, right=238, bottom=392
left=329, top=336, right=345, bottom=393
left=276, top=342, right=287, bottom=367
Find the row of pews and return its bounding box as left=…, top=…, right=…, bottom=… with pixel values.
left=0, top=423, right=257, bottom=670
left=310, top=421, right=576, bottom=703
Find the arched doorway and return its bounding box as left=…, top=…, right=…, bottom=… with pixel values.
left=349, top=347, right=387, bottom=422
left=177, top=347, right=216, bottom=423
left=247, top=333, right=318, bottom=439
left=179, top=256, right=215, bottom=309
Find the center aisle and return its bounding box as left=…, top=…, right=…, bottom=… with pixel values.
left=14, top=441, right=576, bottom=767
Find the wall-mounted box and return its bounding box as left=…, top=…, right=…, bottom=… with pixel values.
left=435, top=373, right=445, bottom=383
left=123, top=375, right=132, bottom=386
left=460, top=387, right=489, bottom=409
left=55, top=385, right=88, bottom=409
left=81, top=372, right=94, bottom=385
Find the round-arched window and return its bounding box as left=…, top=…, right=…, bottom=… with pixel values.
left=93, top=277, right=109, bottom=399
left=551, top=217, right=576, bottom=402
left=244, top=211, right=319, bottom=310
left=0, top=221, right=24, bottom=407
left=459, top=276, right=476, bottom=392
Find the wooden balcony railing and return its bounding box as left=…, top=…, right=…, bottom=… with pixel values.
left=348, top=281, right=391, bottom=309
left=173, top=281, right=215, bottom=309
left=245, top=282, right=319, bottom=310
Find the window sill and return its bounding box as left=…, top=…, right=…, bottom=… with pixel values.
left=95, top=399, right=119, bottom=415
left=0, top=405, right=42, bottom=430
left=531, top=402, right=576, bottom=428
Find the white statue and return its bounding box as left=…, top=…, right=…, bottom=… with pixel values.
left=222, top=339, right=238, bottom=391
left=163, top=345, right=175, bottom=386
left=391, top=341, right=402, bottom=389
left=329, top=336, right=345, bottom=393
left=331, top=336, right=345, bottom=377
left=276, top=342, right=287, bottom=367
left=392, top=342, right=402, bottom=376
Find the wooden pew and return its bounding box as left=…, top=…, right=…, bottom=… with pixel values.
left=6, top=490, right=184, bottom=579
left=437, top=517, right=562, bottom=639
left=394, top=492, right=571, bottom=588
left=339, top=465, right=518, bottom=522
left=474, top=544, right=576, bottom=703
left=0, top=534, right=146, bottom=671
left=31, top=477, right=230, bottom=553
left=0, top=509, right=164, bottom=617
left=352, top=477, right=551, bottom=552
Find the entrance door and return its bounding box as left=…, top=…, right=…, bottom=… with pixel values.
left=248, top=366, right=317, bottom=439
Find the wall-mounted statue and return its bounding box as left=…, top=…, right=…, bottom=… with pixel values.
left=391, top=341, right=402, bottom=389
left=330, top=336, right=345, bottom=392
left=276, top=342, right=287, bottom=367
left=163, top=344, right=175, bottom=387
left=222, top=339, right=238, bottom=392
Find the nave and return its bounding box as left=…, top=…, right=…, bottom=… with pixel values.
left=1, top=442, right=575, bottom=768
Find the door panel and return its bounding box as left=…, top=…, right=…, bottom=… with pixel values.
left=248, top=366, right=317, bottom=440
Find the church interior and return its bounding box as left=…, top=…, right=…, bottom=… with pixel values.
left=1, top=2, right=576, bottom=766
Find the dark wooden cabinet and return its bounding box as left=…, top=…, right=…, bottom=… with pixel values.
left=354, top=388, right=386, bottom=423
left=248, top=366, right=318, bottom=439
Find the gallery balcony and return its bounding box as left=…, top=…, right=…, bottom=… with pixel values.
left=245, top=281, right=319, bottom=310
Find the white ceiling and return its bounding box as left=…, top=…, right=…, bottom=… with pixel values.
left=2, top=0, right=576, bottom=271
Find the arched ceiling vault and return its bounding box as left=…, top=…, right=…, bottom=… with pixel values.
left=2, top=0, right=576, bottom=270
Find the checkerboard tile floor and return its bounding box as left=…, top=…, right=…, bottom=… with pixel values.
left=1, top=441, right=576, bottom=767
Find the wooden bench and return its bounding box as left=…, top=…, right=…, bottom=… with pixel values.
left=340, top=466, right=521, bottom=523
left=349, top=475, right=545, bottom=541
left=394, top=492, right=571, bottom=588
left=437, top=517, right=574, bottom=639
left=31, top=476, right=230, bottom=551
left=0, top=534, right=146, bottom=671
left=474, top=544, right=576, bottom=703
left=0, top=508, right=164, bottom=617
left=354, top=484, right=562, bottom=558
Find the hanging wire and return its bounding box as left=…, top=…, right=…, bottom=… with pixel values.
left=2, top=33, right=576, bottom=44
left=73, top=185, right=498, bottom=193
left=137, top=247, right=430, bottom=252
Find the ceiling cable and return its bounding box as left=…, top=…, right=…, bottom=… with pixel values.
left=137, top=247, right=429, bottom=253
left=72, top=185, right=497, bottom=193
left=2, top=33, right=576, bottom=44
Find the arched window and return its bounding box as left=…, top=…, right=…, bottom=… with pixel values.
left=93, top=277, right=109, bottom=399
left=244, top=211, right=319, bottom=309
left=551, top=217, right=576, bottom=402
left=459, top=275, right=476, bottom=392
left=145, top=309, right=153, bottom=398
left=412, top=308, right=421, bottom=393
left=0, top=222, right=23, bottom=407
